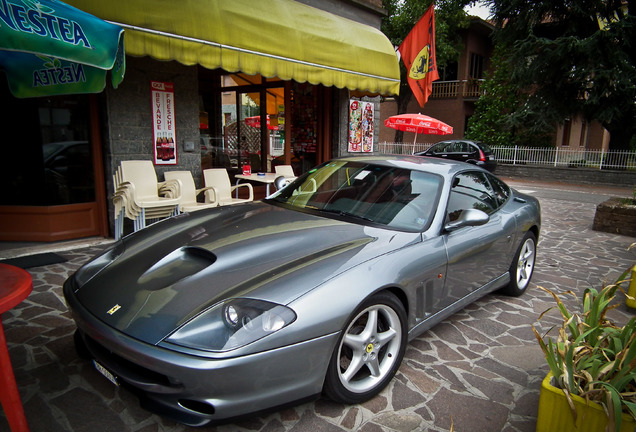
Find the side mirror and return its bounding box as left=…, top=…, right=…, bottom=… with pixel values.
left=444, top=209, right=489, bottom=231
left=274, top=175, right=288, bottom=190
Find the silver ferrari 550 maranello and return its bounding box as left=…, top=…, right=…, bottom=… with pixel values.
left=64, top=156, right=541, bottom=426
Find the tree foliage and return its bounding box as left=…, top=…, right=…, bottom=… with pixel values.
left=465, top=46, right=554, bottom=147
left=381, top=0, right=472, bottom=142
left=474, top=0, right=636, bottom=150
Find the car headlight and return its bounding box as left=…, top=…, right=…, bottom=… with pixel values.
left=165, top=298, right=296, bottom=352
left=73, top=241, right=125, bottom=288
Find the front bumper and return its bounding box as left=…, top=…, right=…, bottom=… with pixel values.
left=64, top=280, right=338, bottom=426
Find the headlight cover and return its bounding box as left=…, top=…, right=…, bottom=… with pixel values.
left=165, top=298, right=296, bottom=352
left=73, top=241, right=125, bottom=288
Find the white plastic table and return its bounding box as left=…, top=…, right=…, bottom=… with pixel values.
left=234, top=173, right=280, bottom=196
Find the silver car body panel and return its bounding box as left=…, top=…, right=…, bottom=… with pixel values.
left=63, top=155, right=540, bottom=425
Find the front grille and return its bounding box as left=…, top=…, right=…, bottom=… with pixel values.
left=85, top=334, right=176, bottom=388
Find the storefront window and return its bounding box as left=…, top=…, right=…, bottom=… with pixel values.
left=290, top=83, right=318, bottom=173
left=200, top=73, right=286, bottom=174
left=0, top=80, right=93, bottom=206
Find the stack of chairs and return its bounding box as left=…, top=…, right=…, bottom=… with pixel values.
left=112, top=160, right=181, bottom=239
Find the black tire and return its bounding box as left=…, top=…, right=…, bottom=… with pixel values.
left=323, top=291, right=407, bottom=404
left=500, top=231, right=536, bottom=297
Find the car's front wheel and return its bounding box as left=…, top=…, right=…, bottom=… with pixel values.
left=501, top=231, right=536, bottom=296
left=323, top=291, right=407, bottom=404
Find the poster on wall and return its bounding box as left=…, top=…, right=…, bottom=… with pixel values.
left=151, top=81, right=177, bottom=165
left=348, top=100, right=374, bottom=153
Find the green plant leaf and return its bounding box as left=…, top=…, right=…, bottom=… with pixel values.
left=593, top=381, right=622, bottom=432
left=623, top=401, right=636, bottom=420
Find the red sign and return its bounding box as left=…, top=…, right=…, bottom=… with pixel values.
left=151, top=81, right=177, bottom=165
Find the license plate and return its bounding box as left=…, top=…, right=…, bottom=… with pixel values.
left=93, top=360, right=119, bottom=386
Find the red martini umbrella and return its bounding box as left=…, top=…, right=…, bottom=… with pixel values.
left=384, top=113, right=453, bottom=144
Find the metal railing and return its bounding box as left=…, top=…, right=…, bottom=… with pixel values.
left=491, top=146, right=636, bottom=170
left=378, top=142, right=434, bottom=155
left=430, top=80, right=485, bottom=99
left=377, top=142, right=636, bottom=170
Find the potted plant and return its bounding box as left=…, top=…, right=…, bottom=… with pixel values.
left=593, top=186, right=636, bottom=237
left=533, top=281, right=636, bottom=432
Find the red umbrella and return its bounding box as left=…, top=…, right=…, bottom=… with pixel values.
left=245, top=115, right=279, bottom=130
left=384, top=113, right=453, bottom=144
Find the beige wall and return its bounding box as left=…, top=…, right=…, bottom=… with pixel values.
left=555, top=116, right=610, bottom=151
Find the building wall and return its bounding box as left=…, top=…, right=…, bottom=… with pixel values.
left=103, top=57, right=202, bottom=210
left=555, top=116, right=610, bottom=151
left=105, top=57, right=201, bottom=175
left=298, top=0, right=385, bottom=27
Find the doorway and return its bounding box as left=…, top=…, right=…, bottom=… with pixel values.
left=0, top=83, right=107, bottom=241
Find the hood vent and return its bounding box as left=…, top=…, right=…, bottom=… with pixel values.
left=137, top=247, right=216, bottom=290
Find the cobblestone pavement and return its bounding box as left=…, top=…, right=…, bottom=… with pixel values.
left=1, top=185, right=635, bottom=432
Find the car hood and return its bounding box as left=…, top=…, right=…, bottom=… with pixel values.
left=74, top=202, right=420, bottom=344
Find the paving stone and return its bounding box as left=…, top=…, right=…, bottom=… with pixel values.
left=51, top=387, right=129, bottom=432
left=339, top=407, right=358, bottom=429
left=314, top=399, right=345, bottom=418
left=372, top=411, right=424, bottom=432
left=398, top=363, right=441, bottom=394
left=23, top=394, right=70, bottom=432
left=357, top=422, right=386, bottom=432
left=360, top=395, right=388, bottom=414
left=426, top=387, right=510, bottom=432
left=287, top=410, right=346, bottom=431
left=390, top=380, right=426, bottom=411
left=462, top=373, right=514, bottom=405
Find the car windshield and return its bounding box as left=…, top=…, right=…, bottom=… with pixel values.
left=266, top=160, right=442, bottom=232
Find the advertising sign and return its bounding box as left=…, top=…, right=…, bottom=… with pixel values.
left=348, top=100, right=374, bottom=153
left=151, top=81, right=177, bottom=165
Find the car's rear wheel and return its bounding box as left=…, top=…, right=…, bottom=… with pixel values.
left=323, top=292, right=407, bottom=404
left=501, top=231, right=536, bottom=296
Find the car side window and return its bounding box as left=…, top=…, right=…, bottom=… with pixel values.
left=486, top=173, right=510, bottom=206
left=459, top=142, right=471, bottom=153
left=431, top=142, right=449, bottom=154
left=446, top=172, right=499, bottom=221
left=448, top=142, right=462, bottom=153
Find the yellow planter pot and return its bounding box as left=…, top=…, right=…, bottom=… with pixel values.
left=626, top=265, right=636, bottom=309
left=536, top=373, right=636, bottom=432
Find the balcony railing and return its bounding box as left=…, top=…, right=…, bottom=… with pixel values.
left=377, top=143, right=636, bottom=170
left=430, top=80, right=484, bottom=99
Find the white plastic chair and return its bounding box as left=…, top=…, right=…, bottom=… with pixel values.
left=275, top=165, right=296, bottom=179
left=203, top=168, right=253, bottom=206
left=163, top=171, right=219, bottom=212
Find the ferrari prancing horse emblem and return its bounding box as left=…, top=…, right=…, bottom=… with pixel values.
left=107, top=304, right=121, bottom=315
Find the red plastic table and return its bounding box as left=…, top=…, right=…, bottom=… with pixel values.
left=0, top=263, right=32, bottom=432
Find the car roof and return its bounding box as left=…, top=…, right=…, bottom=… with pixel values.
left=334, top=154, right=486, bottom=178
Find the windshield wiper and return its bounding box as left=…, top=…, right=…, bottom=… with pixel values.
left=318, top=207, right=373, bottom=222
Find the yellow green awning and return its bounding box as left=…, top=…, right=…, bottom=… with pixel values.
left=64, top=0, right=400, bottom=95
